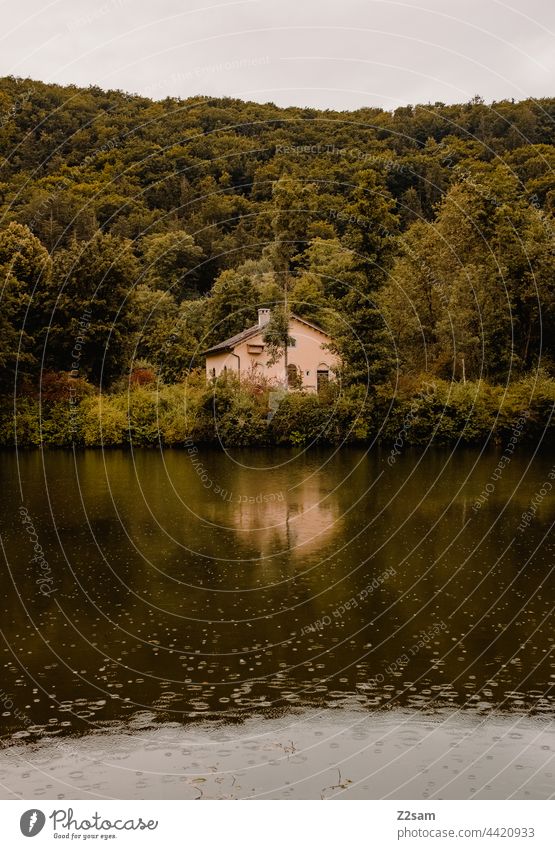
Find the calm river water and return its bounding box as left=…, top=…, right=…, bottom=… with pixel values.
left=0, top=447, right=553, bottom=798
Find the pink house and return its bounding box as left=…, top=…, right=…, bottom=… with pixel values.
left=204, top=309, right=339, bottom=392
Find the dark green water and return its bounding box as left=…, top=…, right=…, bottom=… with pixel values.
left=0, top=445, right=552, bottom=744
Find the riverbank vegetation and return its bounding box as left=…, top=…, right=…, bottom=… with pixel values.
left=0, top=77, right=553, bottom=447
left=3, top=369, right=554, bottom=448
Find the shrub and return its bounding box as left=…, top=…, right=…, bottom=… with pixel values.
left=216, top=392, right=267, bottom=446
left=157, top=384, right=188, bottom=445
left=81, top=396, right=128, bottom=446
left=270, top=393, right=329, bottom=445
left=0, top=399, right=41, bottom=447
left=126, top=387, right=161, bottom=445
left=41, top=400, right=84, bottom=445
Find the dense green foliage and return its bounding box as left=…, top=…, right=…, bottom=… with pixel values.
left=2, top=371, right=554, bottom=448
left=0, top=77, right=553, bottom=445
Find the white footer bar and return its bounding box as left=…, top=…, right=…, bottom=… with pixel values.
left=2, top=800, right=552, bottom=848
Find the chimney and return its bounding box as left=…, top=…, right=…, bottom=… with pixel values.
left=258, top=308, right=271, bottom=327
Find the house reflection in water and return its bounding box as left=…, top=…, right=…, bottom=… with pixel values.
left=203, top=476, right=342, bottom=560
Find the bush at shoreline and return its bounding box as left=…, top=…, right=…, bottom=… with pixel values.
left=1, top=370, right=554, bottom=449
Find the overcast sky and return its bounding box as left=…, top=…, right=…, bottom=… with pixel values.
left=1, top=0, right=553, bottom=109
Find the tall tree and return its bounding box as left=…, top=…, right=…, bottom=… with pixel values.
left=206, top=267, right=260, bottom=345
left=141, top=230, right=203, bottom=298
left=0, top=222, right=52, bottom=387
left=262, top=304, right=294, bottom=387
left=45, top=233, right=140, bottom=383
left=332, top=170, right=399, bottom=385
left=382, top=165, right=555, bottom=380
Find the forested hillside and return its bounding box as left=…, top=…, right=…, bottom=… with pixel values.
left=0, top=77, right=554, bottom=445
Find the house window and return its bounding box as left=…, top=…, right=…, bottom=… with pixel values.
left=288, top=338, right=297, bottom=347
left=211, top=367, right=216, bottom=379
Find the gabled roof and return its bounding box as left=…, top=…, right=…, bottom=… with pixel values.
left=203, top=324, right=262, bottom=355
left=204, top=313, right=330, bottom=356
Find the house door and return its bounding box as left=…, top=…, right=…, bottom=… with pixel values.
left=317, top=368, right=329, bottom=392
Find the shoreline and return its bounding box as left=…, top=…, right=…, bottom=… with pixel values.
left=3, top=370, right=554, bottom=449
